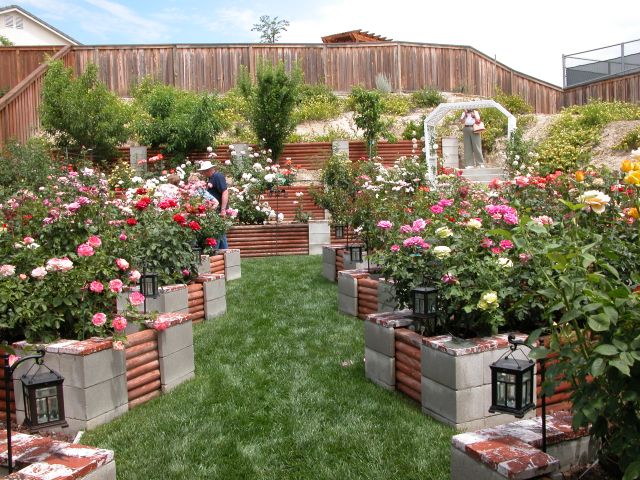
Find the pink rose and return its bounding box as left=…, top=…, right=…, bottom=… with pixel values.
left=491, top=247, right=503, bottom=254
left=23, top=236, right=35, bottom=245
left=115, top=258, right=129, bottom=271
left=89, top=280, right=104, bottom=293
left=438, top=198, right=454, bottom=207
left=119, top=232, right=128, bottom=241
left=499, top=240, right=514, bottom=250
left=412, top=218, right=427, bottom=232
left=31, top=266, right=47, bottom=279
left=128, top=291, right=145, bottom=306
left=8, top=354, right=20, bottom=367
left=112, top=340, right=125, bottom=351
left=92, top=312, right=107, bottom=326
left=129, top=270, right=141, bottom=283
left=77, top=243, right=95, bottom=257
left=390, top=245, right=400, bottom=252
left=182, top=269, right=190, bottom=277
left=480, top=237, right=494, bottom=249
left=519, top=253, right=533, bottom=264
left=112, top=316, right=127, bottom=332
left=429, top=205, right=444, bottom=214
left=376, top=220, right=393, bottom=230
left=109, top=279, right=124, bottom=293
left=399, top=225, right=412, bottom=234
left=441, top=273, right=459, bottom=285
left=87, top=235, right=102, bottom=248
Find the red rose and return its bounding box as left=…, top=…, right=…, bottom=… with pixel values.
left=136, top=188, right=147, bottom=195
left=188, top=220, right=201, bottom=231
left=198, top=204, right=206, bottom=213
left=173, top=213, right=186, bottom=224
left=126, top=217, right=137, bottom=226
left=205, top=237, right=217, bottom=247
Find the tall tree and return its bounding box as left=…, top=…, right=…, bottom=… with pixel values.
left=251, top=15, right=289, bottom=43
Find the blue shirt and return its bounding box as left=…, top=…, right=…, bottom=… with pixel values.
left=206, top=171, right=227, bottom=206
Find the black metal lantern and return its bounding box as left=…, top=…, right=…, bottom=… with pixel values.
left=349, top=245, right=363, bottom=263
left=139, top=268, right=159, bottom=299
left=21, top=366, right=67, bottom=431
left=411, top=286, right=438, bottom=319
left=334, top=224, right=345, bottom=239
left=489, top=334, right=535, bottom=418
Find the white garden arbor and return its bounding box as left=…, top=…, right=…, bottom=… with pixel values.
left=423, top=100, right=517, bottom=184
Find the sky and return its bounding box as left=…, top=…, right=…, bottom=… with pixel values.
left=13, top=0, right=640, bottom=87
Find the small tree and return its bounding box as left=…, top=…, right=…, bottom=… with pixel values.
left=239, top=61, right=301, bottom=161
left=40, top=60, right=129, bottom=161
left=251, top=15, right=289, bottom=43
left=350, top=86, right=386, bottom=158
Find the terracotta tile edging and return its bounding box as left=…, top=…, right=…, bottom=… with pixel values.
left=145, top=312, right=191, bottom=331
left=422, top=332, right=529, bottom=357
left=12, top=337, right=113, bottom=356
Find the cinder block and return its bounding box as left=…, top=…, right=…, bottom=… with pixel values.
left=63, top=375, right=128, bottom=421
left=161, top=370, right=195, bottom=393
left=450, top=445, right=506, bottom=480
left=197, top=255, right=211, bottom=275
left=338, top=293, right=358, bottom=316
left=205, top=297, right=227, bottom=319
left=308, top=220, right=330, bottom=236
left=332, top=140, right=349, bottom=154
left=81, top=460, right=117, bottom=480
left=421, top=376, right=486, bottom=425
left=308, top=243, right=324, bottom=255
left=547, top=435, right=597, bottom=471
left=159, top=346, right=195, bottom=386
left=202, top=277, right=226, bottom=301
left=223, top=249, right=241, bottom=267
left=364, top=321, right=395, bottom=356
left=322, top=261, right=336, bottom=282
left=157, top=320, right=193, bottom=358
left=225, top=265, right=241, bottom=281
left=322, top=246, right=337, bottom=264
left=63, top=404, right=129, bottom=433
left=421, top=345, right=484, bottom=390
left=338, top=272, right=359, bottom=298
left=365, top=347, right=395, bottom=390
left=159, top=286, right=188, bottom=313
left=57, top=348, right=126, bottom=389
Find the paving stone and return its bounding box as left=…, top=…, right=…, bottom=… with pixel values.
left=159, top=346, right=195, bottom=386
left=364, top=347, right=395, bottom=390
left=364, top=321, right=395, bottom=356
left=157, top=320, right=193, bottom=358
left=451, top=446, right=507, bottom=480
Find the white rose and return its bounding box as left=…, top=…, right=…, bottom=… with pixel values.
left=435, top=227, right=453, bottom=238
left=433, top=246, right=451, bottom=259
left=497, top=257, right=513, bottom=268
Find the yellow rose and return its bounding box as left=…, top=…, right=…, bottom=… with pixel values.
left=624, top=171, right=640, bottom=186
left=621, top=159, right=632, bottom=173
left=575, top=170, right=585, bottom=182
left=578, top=190, right=611, bottom=214
left=626, top=207, right=639, bottom=219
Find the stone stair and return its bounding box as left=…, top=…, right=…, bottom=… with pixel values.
left=460, top=166, right=506, bottom=184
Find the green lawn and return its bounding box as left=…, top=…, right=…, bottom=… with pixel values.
left=83, top=255, right=454, bottom=479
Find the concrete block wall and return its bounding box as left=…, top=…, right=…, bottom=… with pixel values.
left=322, top=246, right=338, bottom=282
left=222, top=249, right=241, bottom=281
left=197, top=254, right=211, bottom=275
left=12, top=339, right=128, bottom=434
left=363, top=311, right=414, bottom=391
left=153, top=314, right=195, bottom=393
left=377, top=279, right=398, bottom=313
left=421, top=334, right=535, bottom=431
left=338, top=269, right=369, bottom=316
left=199, top=274, right=227, bottom=320
left=308, top=220, right=330, bottom=255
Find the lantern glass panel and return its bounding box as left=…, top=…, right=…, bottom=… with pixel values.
left=426, top=290, right=437, bottom=314
left=350, top=246, right=362, bottom=262
left=335, top=225, right=345, bottom=239
left=414, top=291, right=426, bottom=316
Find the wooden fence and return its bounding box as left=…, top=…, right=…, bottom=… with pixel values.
left=564, top=71, right=640, bottom=107
left=227, top=223, right=309, bottom=257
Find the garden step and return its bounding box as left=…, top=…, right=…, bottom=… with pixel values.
left=461, top=167, right=506, bottom=184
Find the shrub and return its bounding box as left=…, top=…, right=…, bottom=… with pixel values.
left=411, top=87, right=445, bottom=108
left=504, top=128, right=537, bottom=177
left=381, top=94, right=412, bottom=116
left=614, top=126, right=640, bottom=151
left=294, top=83, right=342, bottom=123
left=40, top=60, right=130, bottom=162
left=132, top=78, right=226, bottom=156
left=349, top=86, right=387, bottom=157
left=536, top=100, right=640, bottom=172
left=239, top=62, right=302, bottom=161
left=402, top=118, right=425, bottom=140
left=297, top=127, right=356, bottom=143
left=375, top=73, right=392, bottom=94
left=0, top=139, right=58, bottom=199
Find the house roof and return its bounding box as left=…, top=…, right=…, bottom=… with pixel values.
left=0, top=4, right=81, bottom=45
left=322, top=30, right=392, bottom=44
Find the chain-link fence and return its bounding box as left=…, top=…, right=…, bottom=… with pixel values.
left=563, top=38, right=640, bottom=87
